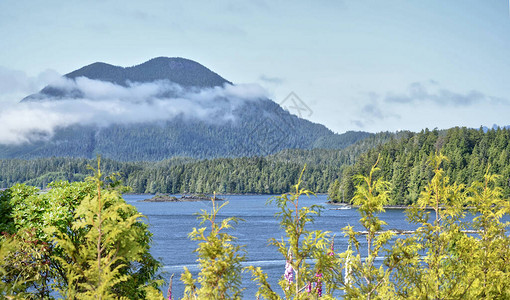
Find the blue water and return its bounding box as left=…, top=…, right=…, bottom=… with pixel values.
left=126, top=194, right=415, bottom=298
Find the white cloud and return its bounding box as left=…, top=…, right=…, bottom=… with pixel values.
left=0, top=77, right=268, bottom=145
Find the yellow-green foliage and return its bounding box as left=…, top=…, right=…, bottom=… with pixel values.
left=384, top=154, right=510, bottom=299
left=334, top=153, right=510, bottom=299
left=247, top=166, right=337, bottom=299
left=0, top=157, right=162, bottom=299
left=464, top=169, right=510, bottom=298
left=386, top=154, right=472, bottom=298
left=48, top=159, right=163, bottom=299
left=341, top=155, right=395, bottom=299
left=181, top=197, right=245, bottom=299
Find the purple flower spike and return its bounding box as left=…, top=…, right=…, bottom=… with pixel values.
left=315, top=272, right=323, bottom=297
left=306, top=282, right=312, bottom=293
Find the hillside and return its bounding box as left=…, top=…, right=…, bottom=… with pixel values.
left=1, top=57, right=371, bottom=160
left=329, top=127, right=510, bottom=205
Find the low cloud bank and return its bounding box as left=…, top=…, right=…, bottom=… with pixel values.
left=0, top=76, right=268, bottom=145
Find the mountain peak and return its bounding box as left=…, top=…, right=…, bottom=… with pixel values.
left=66, top=57, right=230, bottom=87
left=124, top=57, right=231, bottom=87
left=22, top=57, right=231, bottom=102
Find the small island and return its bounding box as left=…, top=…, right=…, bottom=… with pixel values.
left=141, top=193, right=224, bottom=202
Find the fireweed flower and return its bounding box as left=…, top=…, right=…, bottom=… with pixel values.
left=306, top=281, right=312, bottom=293
left=328, top=237, right=335, bottom=256
left=315, top=272, right=323, bottom=297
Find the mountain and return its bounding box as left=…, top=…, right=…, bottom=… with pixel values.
left=3, top=57, right=371, bottom=161
left=22, top=57, right=231, bottom=101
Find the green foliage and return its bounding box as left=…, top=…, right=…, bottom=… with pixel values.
left=327, top=180, right=342, bottom=203
left=0, top=130, right=388, bottom=194
left=331, top=127, right=510, bottom=205
left=464, top=168, right=510, bottom=298
left=0, top=158, right=162, bottom=299
left=0, top=230, right=52, bottom=299
left=3, top=143, right=510, bottom=299
left=0, top=155, right=339, bottom=195
left=379, top=154, right=510, bottom=299
left=181, top=196, right=245, bottom=299
left=248, top=166, right=336, bottom=299
left=386, top=154, right=473, bottom=298
left=341, top=156, right=395, bottom=299
left=337, top=153, right=510, bottom=299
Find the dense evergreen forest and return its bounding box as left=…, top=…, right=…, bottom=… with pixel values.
left=0, top=132, right=396, bottom=194
left=6, top=127, right=509, bottom=201
left=0, top=155, right=337, bottom=194
left=0, top=106, right=371, bottom=160
left=329, top=127, right=510, bottom=205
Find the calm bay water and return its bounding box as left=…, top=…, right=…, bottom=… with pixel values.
left=126, top=194, right=415, bottom=298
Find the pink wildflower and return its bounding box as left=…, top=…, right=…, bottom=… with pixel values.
left=315, top=272, right=323, bottom=297
left=306, top=281, right=312, bottom=293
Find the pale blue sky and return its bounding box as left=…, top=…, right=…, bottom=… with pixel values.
left=1, top=0, right=510, bottom=133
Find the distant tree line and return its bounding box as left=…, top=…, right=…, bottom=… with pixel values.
left=0, top=156, right=337, bottom=195
left=329, top=127, right=510, bottom=205
left=0, top=132, right=397, bottom=195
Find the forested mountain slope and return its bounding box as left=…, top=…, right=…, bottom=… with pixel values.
left=1, top=57, right=371, bottom=160
left=329, top=127, right=510, bottom=205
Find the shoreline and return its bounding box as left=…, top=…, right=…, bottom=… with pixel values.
left=327, top=202, right=476, bottom=210
left=327, top=201, right=408, bottom=209
left=140, top=193, right=225, bottom=202
left=124, top=192, right=329, bottom=196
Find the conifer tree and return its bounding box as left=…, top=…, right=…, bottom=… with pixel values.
left=465, top=168, right=510, bottom=298
left=341, top=156, right=395, bottom=299
left=48, top=158, right=163, bottom=299
left=181, top=194, right=245, bottom=299
left=387, top=154, right=473, bottom=298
